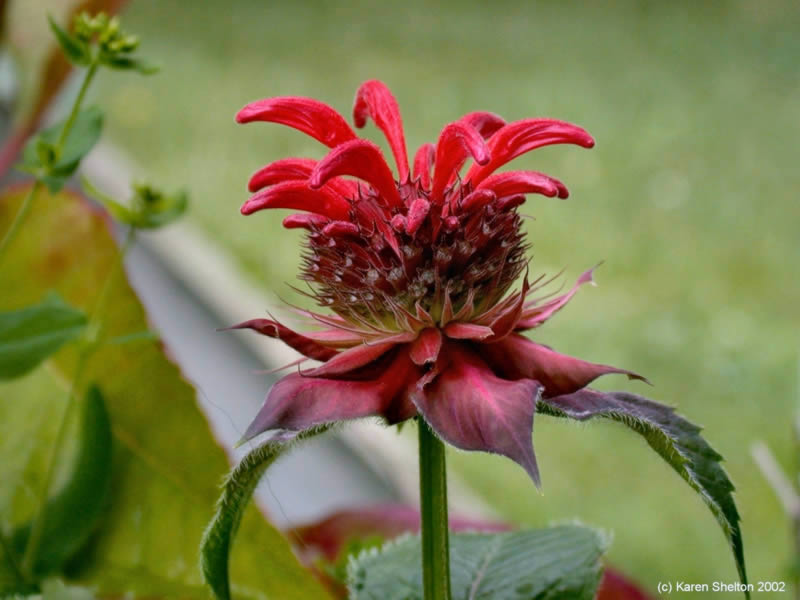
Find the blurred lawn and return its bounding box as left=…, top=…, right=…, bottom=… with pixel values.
left=63, top=0, right=800, bottom=591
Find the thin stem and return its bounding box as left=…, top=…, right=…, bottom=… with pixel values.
left=56, top=60, right=99, bottom=149
left=418, top=418, right=451, bottom=600
left=0, top=181, right=40, bottom=265
left=20, top=226, right=135, bottom=576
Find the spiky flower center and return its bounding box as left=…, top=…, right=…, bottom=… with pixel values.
left=300, top=180, right=526, bottom=331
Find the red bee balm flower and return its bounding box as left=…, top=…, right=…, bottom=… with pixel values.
left=234, top=80, right=646, bottom=485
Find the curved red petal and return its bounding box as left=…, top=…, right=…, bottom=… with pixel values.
left=431, top=122, right=490, bottom=203
left=483, top=333, right=648, bottom=398
left=249, top=157, right=358, bottom=198
left=236, top=97, right=357, bottom=148
left=409, top=328, right=442, bottom=366
left=310, top=139, right=404, bottom=210
left=412, top=343, right=543, bottom=487
left=241, top=180, right=351, bottom=220
left=223, top=318, right=338, bottom=361
left=459, top=111, right=507, bottom=139
left=476, top=170, right=568, bottom=200
left=405, top=197, right=430, bottom=236
left=243, top=351, right=419, bottom=439
left=465, top=119, right=595, bottom=187
left=304, top=335, right=411, bottom=377
left=517, top=267, right=597, bottom=330
left=412, top=143, right=435, bottom=190
left=459, top=188, right=496, bottom=214
left=353, top=80, right=410, bottom=180
left=282, top=213, right=328, bottom=230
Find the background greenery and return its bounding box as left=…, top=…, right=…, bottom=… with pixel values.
left=15, top=0, right=799, bottom=593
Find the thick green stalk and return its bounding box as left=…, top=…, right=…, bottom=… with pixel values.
left=418, top=418, right=451, bottom=600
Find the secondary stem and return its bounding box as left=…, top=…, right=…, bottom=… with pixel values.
left=56, top=60, right=99, bottom=149
left=0, top=181, right=40, bottom=265
left=418, top=418, right=451, bottom=600
left=20, top=226, right=135, bottom=576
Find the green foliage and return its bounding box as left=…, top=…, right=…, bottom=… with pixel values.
left=538, top=391, right=748, bottom=597
left=19, top=108, right=103, bottom=193
left=71, top=11, right=159, bottom=75
left=0, top=185, right=328, bottom=599
left=201, top=427, right=333, bottom=600
left=82, top=177, right=188, bottom=230
left=0, top=293, right=86, bottom=381
left=348, top=525, right=608, bottom=600
left=47, top=16, right=91, bottom=66
left=12, top=386, right=112, bottom=578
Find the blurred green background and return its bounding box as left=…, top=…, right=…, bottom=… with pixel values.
left=13, top=0, right=800, bottom=593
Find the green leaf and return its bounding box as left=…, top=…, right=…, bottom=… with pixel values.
left=11, top=385, right=112, bottom=578
left=0, top=185, right=330, bottom=599
left=81, top=177, right=187, bottom=230
left=200, top=427, right=330, bottom=600
left=20, top=107, right=103, bottom=192
left=41, top=578, right=96, bottom=600
left=47, top=16, right=91, bottom=66
left=79, top=176, right=136, bottom=225
left=348, top=525, right=608, bottom=600
left=99, top=54, right=160, bottom=75
left=0, top=293, right=87, bottom=380
left=538, top=389, right=749, bottom=598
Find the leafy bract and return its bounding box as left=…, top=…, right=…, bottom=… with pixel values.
left=0, top=293, right=86, bottom=381
left=47, top=15, right=91, bottom=66
left=348, top=525, right=608, bottom=600
left=0, top=185, right=328, bottom=599
left=538, top=389, right=748, bottom=598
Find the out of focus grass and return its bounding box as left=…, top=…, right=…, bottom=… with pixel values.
left=82, top=0, right=798, bottom=591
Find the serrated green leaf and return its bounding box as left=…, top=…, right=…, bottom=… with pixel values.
left=99, top=55, right=159, bottom=75
left=348, top=525, right=608, bottom=600
left=0, top=293, right=87, bottom=380
left=538, top=389, right=748, bottom=598
left=46, top=16, right=90, bottom=67
left=201, top=427, right=331, bottom=600
left=0, top=185, right=329, bottom=599
left=11, top=385, right=112, bottom=578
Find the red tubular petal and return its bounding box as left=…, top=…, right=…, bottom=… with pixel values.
left=249, top=157, right=358, bottom=197
left=282, top=213, right=328, bottom=230
left=242, top=351, right=419, bottom=439
left=476, top=170, right=567, bottom=200
left=223, top=318, right=338, bottom=361
left=310, top=139, right=404, bottom=209
left=483, top=333, right=648, bottom=398
left=412, top=343, right=543, bottom=487
left=236, top=97, right=357, bottom=148
left=459, top=111, right=507, bottom=139
left=241, top=180, right=351, bottom=220
left=409, top=328, right=442, bottom=366
left=431, top=122, right=490, bottom=203
left=459, top=188, right=496, bottom=213
left=465, top=119, right=595, bottom=187
left=412, top=143, right=435, bottom=190
left=405, top=197, right=430, bottom=236
left=322, top=220, right=360, bottom=238
left=443, top=322, right=494, bottom=340
left=353, top=80, right=410, bottom=180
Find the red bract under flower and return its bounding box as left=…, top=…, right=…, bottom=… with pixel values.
left=234, top=80, right=646, bottom=486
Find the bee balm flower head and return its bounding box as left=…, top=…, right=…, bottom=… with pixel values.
left=234, top=80, right=645, bottom=485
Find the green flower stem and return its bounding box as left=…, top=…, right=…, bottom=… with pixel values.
left=20, top=226, right=135, bottom=577
left=0, top=60, right=98, bottom=268
left=418, top=418, right=452, bottom=600
left=56, top=60, right=99, bottom=149
left=0, top=180, right=40, bottom=265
